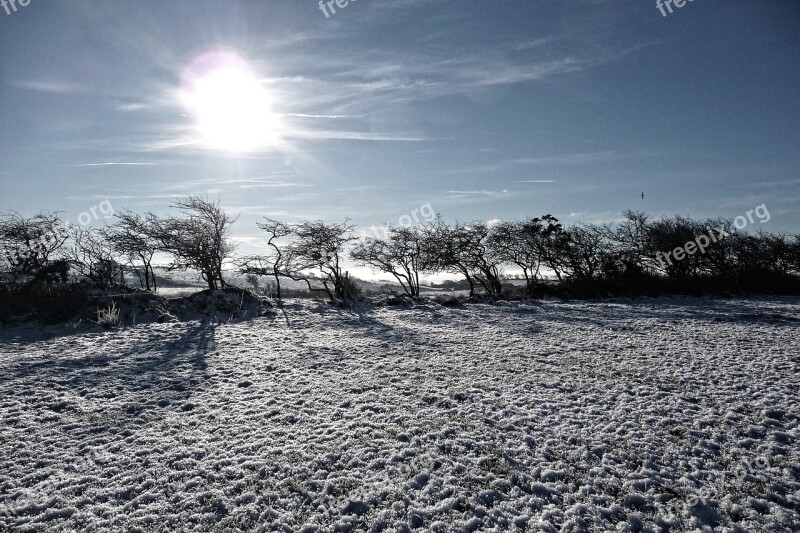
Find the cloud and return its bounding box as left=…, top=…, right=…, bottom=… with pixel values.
left=238, top=182, right=313, bottom=190
left=281, top=113, right=363, bottom=119
left=116, top=103, right=149, bottom=112
left=287, top=130, right=432, bottom=142
left=108, top=9, right=651, bottom=158
left=64, top=194, right=177, bottom=201
left=75, top=162, right=158, bottom=167
left=424, top=151, right=645, bottom=178
left=510, top=152, right=622, bottom=166
left=513, top=38, right=554, bottom=51
left=9, top=79, right=89, bottom=94
left=742, top=177, right=800, bottom=190
left=447, top=189, right=510, bottom=197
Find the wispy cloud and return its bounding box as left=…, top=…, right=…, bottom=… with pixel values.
left=287, top=130, right=432, bottom=142
left=238, top=182, right=313, bottom=190
left=104, top=7, right=652, bottom=158
left=281, top=113, right=362, bottom=119
left=116, top=103, right=149, bottom=112
left=149, top=177, right=312, bottom=194
left=447, top=189, right=510, bottom=197
left=65, top=194, right=177, bottom=201
left=509, top=151, right=626, bottom=166
left=742, top=177, right=800, bottom=190
left=75, top=162, right=158, bottom=167
left=425, top=151, right=643, bottom=178
left=513, top=38, right=554, bottom=51
left=9, top=79, right=89, bottom=94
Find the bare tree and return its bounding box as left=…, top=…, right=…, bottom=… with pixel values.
left=242, top=219, right=361, bottom=301
left=604, top=210, right=651, bottom=276
left=239, top=218, right=294, bottom=299
left=699, top=218, right=738, bottom=278
left=512, top=214, right=567, bottom=282
left=0, top=211, right=69, bottom=281
left=424, top=219, right=503, bottom=298
left=68, top=226, right=124, bottom=287
left=459, top=222, right=504, bottom=297
left=647, top=216, right=702, bottom=278
left=517, top=221, right=609, bottom=283
left=102, top=210, right=160, bottom=291
left=558, top=224, right=610, bottom=281
left=761, top=232, right=795, bottom=276
left=150, top=197, right=237, bottom=290
left=488, top=221, right=534, bottom=292
left=487, top=216, right=563, bottom=294
left=422, top=217, right=475, bottom=296
left=287, top=220, right=356, bottom=301
left=791, top=235, right=800, bottom=275
left=351, top=225, right=427, bottom=298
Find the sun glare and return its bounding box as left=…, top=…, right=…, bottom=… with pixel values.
left=180, top=52, right=279, bottom=153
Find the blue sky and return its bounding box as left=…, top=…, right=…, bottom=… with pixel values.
left=1, top=0, right=798, bottom=253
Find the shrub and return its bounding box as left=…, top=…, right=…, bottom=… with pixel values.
left=433, top=294, right=465, bottom=307
left=341, top=275, right=363, bottom=301
left=94, top=302, right=120, bottom=329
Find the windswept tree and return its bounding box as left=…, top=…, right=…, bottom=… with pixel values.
left=791, top=235, right=800, bottom=275
left=457, top=222, right=504, bottom=297
left=0, top=211, right=69, bottom=281
left=102, top=210, right=160, bottom=291
left=761, top=232, right=796, bottom=276
left=517, top=214, right=567, bottom=282
left=68, top=226, right=124, bottom=288
left=150, top=197, right=236, bottom=290
left=699, top=218, right=738, bottom=278
left=487, top=221, right=533, bottom=292
left=647, top=216, right=705, bottom=278
left=422, top=218, right=475, bottom=296
left=287, top=220, right=356, bottom=301
left=239, top=218, right=294, bottom=299
left=243, top=219, right=360, bottom=301
left=425, top=219, right=503, bottom=298
left=487, top=215, right=563, bottom=294
left=351, top=225, right=428, bottom=298
left=558, top=224, right=609, bottom=281
left=604, top=210, right=651, bottom=277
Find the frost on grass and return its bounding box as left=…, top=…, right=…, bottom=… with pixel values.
left=0, top=297, right=798, bottom=531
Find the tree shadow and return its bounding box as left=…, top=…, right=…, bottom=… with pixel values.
left=0, top=321, right=215, bottom=431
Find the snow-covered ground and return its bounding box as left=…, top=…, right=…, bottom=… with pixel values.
left=0, top=297, right=798, bottom=531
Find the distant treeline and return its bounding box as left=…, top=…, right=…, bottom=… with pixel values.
left=2, top=197, right=799, bottom=308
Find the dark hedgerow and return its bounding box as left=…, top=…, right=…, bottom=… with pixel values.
left=1, top=204, right=799, bottom=326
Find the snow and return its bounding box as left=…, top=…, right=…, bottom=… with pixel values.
left=1, top=296, right=798, bottom=531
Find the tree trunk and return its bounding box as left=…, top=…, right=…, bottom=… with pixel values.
left=464, top=272, right=475, bottom=297
left=149, top=264, right=157, bottom=292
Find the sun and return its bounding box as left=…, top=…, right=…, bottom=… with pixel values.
left=180, top=52, right=280, bottom=153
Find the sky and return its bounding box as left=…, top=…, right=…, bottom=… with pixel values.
left=1, top=0, right=799, bottom=258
